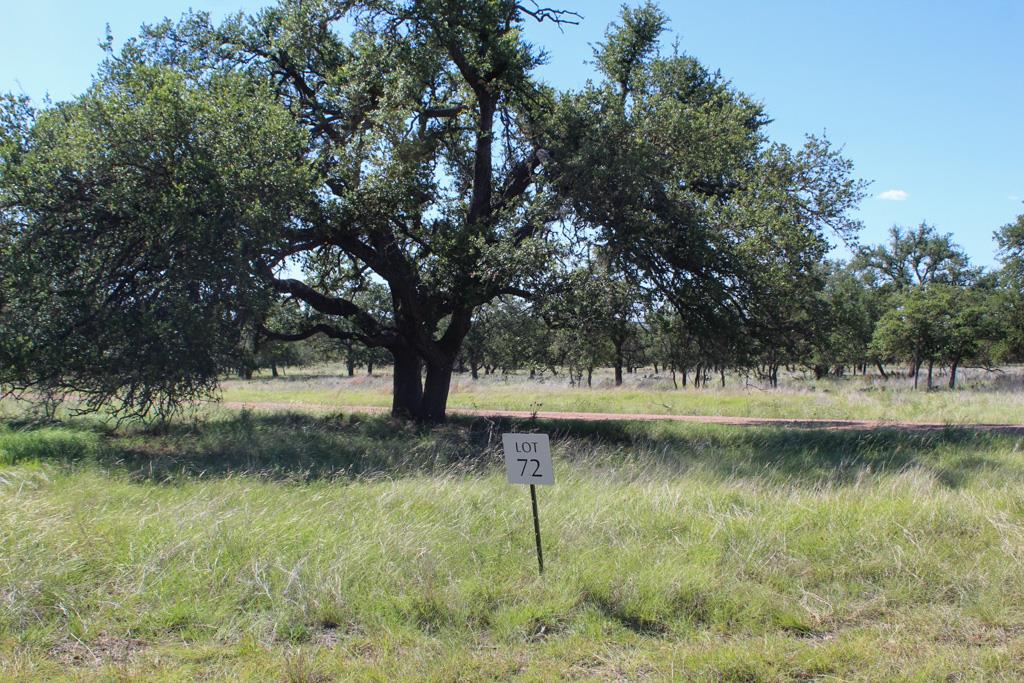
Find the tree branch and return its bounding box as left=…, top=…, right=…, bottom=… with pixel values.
left=258, top=323, right=366, bottom=344
left=260, top=268, right=395, bottom=345
left=419, top=104, right=467, bottom=120
left=497, top=150, right=543, bottom=214
left=515, top=2, right=582, bottom=30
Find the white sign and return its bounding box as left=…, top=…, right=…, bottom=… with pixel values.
left=502, top=433, right=554, bottom=485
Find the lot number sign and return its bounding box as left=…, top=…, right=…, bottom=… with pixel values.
left=502, top=433, right=554, bottom=485
left=502, top=432, right=553, bottom=574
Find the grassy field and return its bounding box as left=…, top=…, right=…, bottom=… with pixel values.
left=220, top=363, right=1024, bottom=424
left=4, top=408, right=1024, bottom=680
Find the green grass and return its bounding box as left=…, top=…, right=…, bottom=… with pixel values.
left=4, top=411, right=1024, bottom=679
left=218, top=363, right=1024, bottom=424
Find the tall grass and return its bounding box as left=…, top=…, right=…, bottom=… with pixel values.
left=4, top=413, right=1024, bottom=679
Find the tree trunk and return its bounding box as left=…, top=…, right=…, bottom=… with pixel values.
left=367, top=362, right=374, bottom=375
left=271, top=363, right=278, bottom=378
left=418, top=361, right=453, bottom=423
left=875, top=361, right=888, bottom=379
left=926, top=359, right=933, bottom=390
left=913, top=356, right=920, bottom=390
left=346, top=357, right=355, bottom=377
left=671, top=368, right=678, bottom=389
left=587, top=367, right=593, bottom=387
left=720, top=368, right=726, bottom=387
left=389, top=347, right=456, bottom=423
left=391, top=349, right=424, bottom=419
left=949, top=357, right=960, bottom=389
left=614, top=341, right=624, bottom=387
left=470, top=362, right=479, bottom=380
left=681, top=368, right=687, bottom=387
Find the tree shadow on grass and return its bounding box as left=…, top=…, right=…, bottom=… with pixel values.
left=526, top=416, right=1021, bottom=488
left=1, top=411, right=1019, bottom=488
left=1, top=411, right=497, bottom=482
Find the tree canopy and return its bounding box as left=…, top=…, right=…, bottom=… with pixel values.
left=0, top=65, right=308, bottom=416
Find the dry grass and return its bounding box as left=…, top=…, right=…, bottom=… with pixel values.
left=218, top=364, right=1024, bottom=425
left=4, top=411, right=1024, bottom=679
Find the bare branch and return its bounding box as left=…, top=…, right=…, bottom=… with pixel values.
left=515, top=2, right=582, bottom=31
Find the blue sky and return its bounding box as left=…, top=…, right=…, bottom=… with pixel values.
left=3, top=0, right=1022, bottom=268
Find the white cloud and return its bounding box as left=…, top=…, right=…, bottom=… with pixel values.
left=877, top=189, right=909, bottom=201
left=1010, top=194, right=1021, bottom=202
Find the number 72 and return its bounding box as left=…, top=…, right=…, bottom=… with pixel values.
left=517, top=458, right=542, bottom=477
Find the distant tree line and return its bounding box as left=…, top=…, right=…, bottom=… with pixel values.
left=437, top=220, right=1024, bottom=391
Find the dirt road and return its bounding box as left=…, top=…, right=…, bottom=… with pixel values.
left=222, top=401, right=1024, bottom=434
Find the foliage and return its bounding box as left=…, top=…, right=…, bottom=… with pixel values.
left=552, top=261, right=648, bottom=385
left=996, top=212, right=1024, bottom=281
left=461, top=297, right=549, bottom=377
left=0, top=64, right=309, bottom=417
left=995, top=211, right=1024, bottom=359
left=807, top=263, right=882, bottom=376
left=870, top=283, right=1002, bottom=388
left=548, top=7, right=865, bottom=349
left=854, top=222, right=976, bottom=291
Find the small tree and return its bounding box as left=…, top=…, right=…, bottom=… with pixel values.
left=543, top=268, right=617, bottom=387
left=462, top=298, right=548, bottom=378
left=649, top=306, right=702, bottom=388
left=940, top=286, right=1001, bottom=389
left=871, top=288, right=944, bottom=389
left=871, top=284, right=998, bottom=389
left=856, top=224, right=979, bottom=381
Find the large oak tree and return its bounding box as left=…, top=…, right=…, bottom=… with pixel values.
left=1, top=0, right=865, bottom=422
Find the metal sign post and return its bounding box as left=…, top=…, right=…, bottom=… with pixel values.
left=502, top=433, right=553, bottom=575
left=529, top=483, right=544, bottom=574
